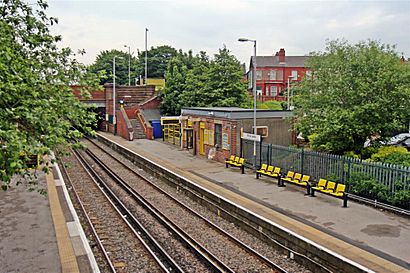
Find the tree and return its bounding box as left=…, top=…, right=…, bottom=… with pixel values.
left=0, top=0, right=101, bottom=188
left=294, top=40, right=410, bottom=154
left=160, top=47, right=251, bottom=115
left=88, top=49, right=136, bottom=85
left=136, top=45, right=178, bottom=79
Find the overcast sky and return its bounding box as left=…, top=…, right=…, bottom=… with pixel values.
left=46, top=0, right=410, bottom=66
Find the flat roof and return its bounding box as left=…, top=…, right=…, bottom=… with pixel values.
left=181, top=107, right=293, bottom=119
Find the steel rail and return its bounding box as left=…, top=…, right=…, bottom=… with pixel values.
left=60, top=154, right=116, bottom=273
left=73, top=149, right=173, bottom=273
left=84, top=148, right=234, bottom=273
left=85, top=137, right=287, bottom=273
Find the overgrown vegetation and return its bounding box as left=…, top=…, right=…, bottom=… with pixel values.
left=0, top=0, right=101, bottom=188
left=256, top=100, right=283, bottom=110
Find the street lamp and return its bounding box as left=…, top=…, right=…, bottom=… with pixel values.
left=238, top=37, right=257, bottom=170
left=145, top=27, right=148, bottom=85
left=287, top=75, right=293, bottom=110
left=123, top=45, right=131, bottom=86
left=113, top=56, right=124, bottom=135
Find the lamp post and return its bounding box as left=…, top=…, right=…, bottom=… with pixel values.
left=145, top=27, right=148, bottom=85
left=113, top=56, right=123, bottom=135
left=287, top=75, right=293, bottom=110
left=123, top=45, right=131, bottom=86
left=238, top=37, right=257, bottom=170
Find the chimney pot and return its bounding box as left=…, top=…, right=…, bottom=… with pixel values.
left=278, top=48, right=286, bottom=63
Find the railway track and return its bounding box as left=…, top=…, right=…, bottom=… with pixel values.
left=80, top=137, right=291, bottom=273
left=61, top=149, right=181, bottom=273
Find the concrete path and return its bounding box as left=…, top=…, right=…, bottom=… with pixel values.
left=99, top=132, right=410, bottom=269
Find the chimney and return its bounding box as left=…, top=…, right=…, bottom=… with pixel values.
left=278, top=48, right=285, bottom=63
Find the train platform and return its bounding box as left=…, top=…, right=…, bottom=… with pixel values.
left=98, top=132, right=410, bottom=273
left=0, top=160, right=98, bottom=273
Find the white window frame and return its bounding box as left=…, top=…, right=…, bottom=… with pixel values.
left=269, top=70, right=276, bottom=80
left=291, top=70, right=298, bottom=80
left=270, top=86, right=277, bottom=97
left=256, top=70, right=262, bottom=80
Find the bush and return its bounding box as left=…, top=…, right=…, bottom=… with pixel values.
left=256, top=100, right=283, bottom=110
left=370, top=146, right=410, bottom=166
left=347, top=172, right=410, bottom=209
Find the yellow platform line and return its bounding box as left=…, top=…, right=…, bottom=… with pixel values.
left=46, top=172, right=80, bottom=273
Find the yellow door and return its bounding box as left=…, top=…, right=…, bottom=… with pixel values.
left=199, top=122, right=205, bottom=155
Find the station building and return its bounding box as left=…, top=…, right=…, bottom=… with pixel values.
left=180, top=107, right=294, bottom=163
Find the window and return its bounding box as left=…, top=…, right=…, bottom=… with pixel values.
left=270, top=86, right=278, bottom=97
left=214, top=124, right=222, bottom=148
left=291, top=70, right=298, bottom=80
left=305, top=70, right=312, bottom=79
left=269, top=70, right=276, bottom=80
left=256, top=70, right=262, bottom=80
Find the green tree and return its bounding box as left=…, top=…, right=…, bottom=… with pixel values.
left=294, top=40, right=410, bottom=154
left=136, top=45, right=178, bottom=79
left=0, top=0, right=101, bottom=188
left=160, top=47, right=251, bottom=115
left=160, top=55, right=188, bottom=115
left=88, top=49, right=136, bottom=85
left=206, top=47, right=250, bottom=107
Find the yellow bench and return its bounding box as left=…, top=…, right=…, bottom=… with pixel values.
left=225, top=155, right=246, bottom=174
left=256, top=164, right=281, bottom=181
left=311, top=179, right=348, bottom=207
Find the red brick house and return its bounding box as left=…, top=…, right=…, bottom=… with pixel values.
left=247, top=48, right=310, bottom=102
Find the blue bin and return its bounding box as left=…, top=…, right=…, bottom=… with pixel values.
left=152, top=120, right=162, bottom=139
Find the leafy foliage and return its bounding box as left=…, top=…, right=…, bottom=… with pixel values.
left=88, top=49, right=135, bottom=85
left=257, top=100, right=283, bottom=110
left=347, top=172, right=410, bottom=209
left=0, top=0, right=100, bottom=187
left=161, top=47, right=250, bottom=115
left=136, top=45, right=178, bottom=79
left=294, top=40, right=410, bottom=154
left=370, top=146, right=410, bottom=166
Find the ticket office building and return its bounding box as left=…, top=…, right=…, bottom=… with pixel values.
left=180, top=107, right=294, bottom=163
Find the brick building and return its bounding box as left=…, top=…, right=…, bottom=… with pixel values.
left=248, top=48, right=310, bottom=102
left=180, top=107, right=294, bottom=163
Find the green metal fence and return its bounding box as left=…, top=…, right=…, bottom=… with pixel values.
left=242, top=140, right=410, bottom=194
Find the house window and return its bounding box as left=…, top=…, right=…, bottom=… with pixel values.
left=305, top=70, right=312, bottom=79
left=291, top=70, right=298, bottom=80
left=270, top=86, right=278, bottom=97
left=256, top=70, right=262, bottom=80
left=265, top=86, right=269, bottom=96
left=269, top=70, right=276, bottom=80
left=214, top=124, right=222, bottom=148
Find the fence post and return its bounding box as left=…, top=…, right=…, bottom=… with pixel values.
left=301, top=147, right=305, bottom=174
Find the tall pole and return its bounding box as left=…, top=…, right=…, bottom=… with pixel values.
left=252, top=40, right=257, bottom=171
left=287, top=76, right=290, bottom=110
left=145, top=28, right=148, bottom=85
left=113, top=56, right=117, bottom=135
left=238, top=37, right=258, bottom=170
left=124, top=45, right=131, bottom=86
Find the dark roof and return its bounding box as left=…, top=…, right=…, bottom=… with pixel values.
left=251, top=56, right=309, bottom=68
left=181, top=107, right=293, bottom=119
left=140, top=108, right=161, bottom=121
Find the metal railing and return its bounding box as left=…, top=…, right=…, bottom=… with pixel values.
left=242, top=140, right=410, bottom=194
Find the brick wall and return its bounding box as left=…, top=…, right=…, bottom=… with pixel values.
left=189, top=115, right=293, bottom=164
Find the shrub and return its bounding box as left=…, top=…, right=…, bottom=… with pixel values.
left=371, top=146, right=409, bottom=165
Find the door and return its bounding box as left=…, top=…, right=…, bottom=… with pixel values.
left=199, top=122, right=205, bottom=155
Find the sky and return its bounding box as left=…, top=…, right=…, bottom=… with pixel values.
left=45, top=0, right=410, bottom=67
